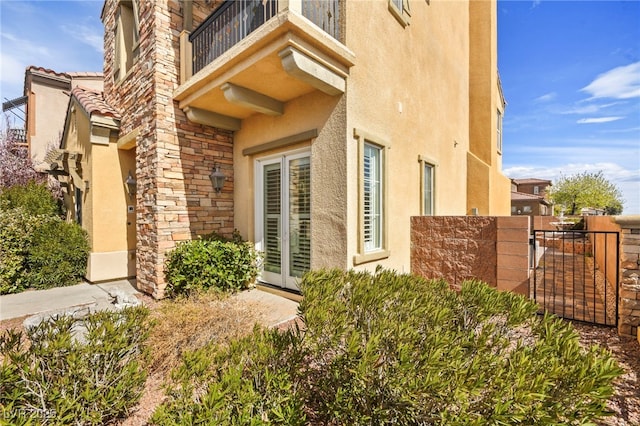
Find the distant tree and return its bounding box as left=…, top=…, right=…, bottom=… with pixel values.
left=0, top=117, right=44, bottom=189
left=550, top=171, right=624, bottom=215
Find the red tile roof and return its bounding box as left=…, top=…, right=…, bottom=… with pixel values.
left=511, top=178, right=552, bottom=185
left=26, top=66, right=103, bottom=80
left=70, top=86, right=120, bottom=119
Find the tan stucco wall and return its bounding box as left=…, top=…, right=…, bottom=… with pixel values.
left=234, top=0, right=508, bottom=277
left=345, top=0, right=471, bottom=272
left=27, top=75, right=103, bottom=171
left=29, top=81, right=71, bottom=170
left=62, top=100, right=134, bottom=282
left=234, top=90, right=348, bottom=270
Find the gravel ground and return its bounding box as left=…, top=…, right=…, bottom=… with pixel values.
left=571, top=321, right=640, bottom=426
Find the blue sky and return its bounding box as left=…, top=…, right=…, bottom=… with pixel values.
left=1, top=0, right=639, bottom=213
left=498, top=0, right=640, bottom=214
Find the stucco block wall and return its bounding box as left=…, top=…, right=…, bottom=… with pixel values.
left=411, top=216, right=529, bottom=294
left=496, top=216, right=529, bottom=295
left=411, top=216, right=498, bottom=289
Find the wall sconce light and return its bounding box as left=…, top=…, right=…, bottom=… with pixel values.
left=209, top=163, right=226, bottom=194
left=125, top=171, right=137, bottom=200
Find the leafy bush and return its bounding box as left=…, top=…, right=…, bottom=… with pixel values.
left=0, top=209, right=89, bottom=294
left=165, top=236, right=261, bottom=296
left=0, top=180, right=60, bottom=216
left=151, top=326, right=307, bottom=425
left=24, top=219, right=90, bottom=289
left=152, top=269, right=622, bottom=425
left=0, top=306, right=152, bottom=425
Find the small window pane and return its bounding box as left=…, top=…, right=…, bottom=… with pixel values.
left=423, top=163, right=433, bottom=215
left=364, top=143, right=382, bottom=252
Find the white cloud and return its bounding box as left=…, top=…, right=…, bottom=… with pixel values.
left=0, top=32, right=51, bottom=58
left=60, top=24, right=104, bottom=53
left=535, top=92, right=556, bottom=103
left=0, top=53, right=26, bottom=88
left=576, top=117, right=624, bottom=124
left=581, top=62, right=640, bottom=100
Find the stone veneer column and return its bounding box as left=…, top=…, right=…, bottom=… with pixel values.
left=614, top=216, right=640, bottom=340
left=102, top=0, right=233, bottom=298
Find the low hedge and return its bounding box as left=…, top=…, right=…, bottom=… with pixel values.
left=164, top=234, right=261, bottom=296
left=0, top=209, right=89, bottom=294
left=152, top=268, right=622, bottom=425
left=0, top=306, right=151, bottom=425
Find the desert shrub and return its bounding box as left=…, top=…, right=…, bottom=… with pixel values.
left=153, top=268, right=622, bottom=425
left=0, top=180, right=60, bottom=216
left=24, top=219, right=90, bottom=289
left=0, top=306, right=151, bottom=425
left=150, top=326, right=307, bottom=425
left=0, top=209, right=89, bottom=294
left=165, top=237, right=261, bottom=296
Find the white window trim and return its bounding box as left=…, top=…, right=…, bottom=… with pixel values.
left=353, top=128, right=390, bottom=265
left=419, top=155, right=437, bottom=216
left=388, top=0, right=411, bottom=27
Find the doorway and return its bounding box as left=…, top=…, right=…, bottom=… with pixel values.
left=255, top=149, right=311, bottom=290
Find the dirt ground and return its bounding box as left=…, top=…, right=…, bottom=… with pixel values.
left=1, top=298, right=638, bottom=425
left=571, top=321, right=640, bottom=426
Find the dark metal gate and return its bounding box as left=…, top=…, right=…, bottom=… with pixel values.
left=531, top=230, right=619, bottom=326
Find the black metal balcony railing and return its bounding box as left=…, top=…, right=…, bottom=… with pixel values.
left=190, top=0, right=341, bottom=75
left=7, top=128, right=27, bottom=145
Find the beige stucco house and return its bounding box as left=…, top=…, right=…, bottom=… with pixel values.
left=3, top=67, right=103, bottom=172
left=60, top=0, right=510, bottom=297
left=50, top=87, right=136, bottom=283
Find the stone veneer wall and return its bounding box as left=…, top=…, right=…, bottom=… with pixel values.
left=410, top=216, right=529, bottom=295
left=103, top=0, right=232, bottom=298
left=587, top=216, right=640, bottom=339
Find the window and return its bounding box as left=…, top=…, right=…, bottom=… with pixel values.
left=533, top=186, right=540, bottom=195
left=364, top=143, right=382, bottom=252
left=354, top=128, right=390, bottom=265
left=419, top=156, right=436, bottom=215
left=388, top=0, right=410, bottom=27
left=496, top=109, right=503, bottom=153
left=114, top=0, right=140, bottom=81
left=511, top=206, right=516, bottom=214
left=523, top=205, right=532, bottom=213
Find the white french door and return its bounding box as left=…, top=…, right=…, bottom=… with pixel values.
left=255, top=150, right=311, bottom=290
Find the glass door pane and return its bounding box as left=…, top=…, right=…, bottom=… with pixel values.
left=288, top=156, right=311, bottom=278
left=263, top=163, right=281, bottom=274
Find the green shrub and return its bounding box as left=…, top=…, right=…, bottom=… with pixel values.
left=0, top=181, right=60, bottom=216
left=165, top=236, right=261, bottom=296
left=150, top=326, right=307, bottom=425
left=24, top=219, right=90, bottom=289
left=0, top=209, right=54, bottom=294
left=153, top=269, right=622, bottom=425
left=0, top=306, right=151, bottom=425
left=0, top=209, right=89, bottom=294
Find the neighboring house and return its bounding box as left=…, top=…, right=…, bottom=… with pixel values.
left=510, top=178, right=552, bottom=216
left=48, top=87, right=135, bottom=282
left=3, top=66, right=103, bottom=171
left=55, top=0, right=510, bottom=298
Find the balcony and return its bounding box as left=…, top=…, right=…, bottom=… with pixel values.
left=175, top=0, right=354, bottom=131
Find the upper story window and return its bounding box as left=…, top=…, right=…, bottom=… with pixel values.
left=533, top=186, right=540, bottom=195
left=419, top=155, right=436, bottom=216
left=389, top=0, right=411, bottom=27
left=114, top=0, right=140, bottom=82
left=497, top=109, right=503, bottom=154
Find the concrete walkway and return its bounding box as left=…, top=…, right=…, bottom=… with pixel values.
left=0, top=280, right=300, bottom=327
